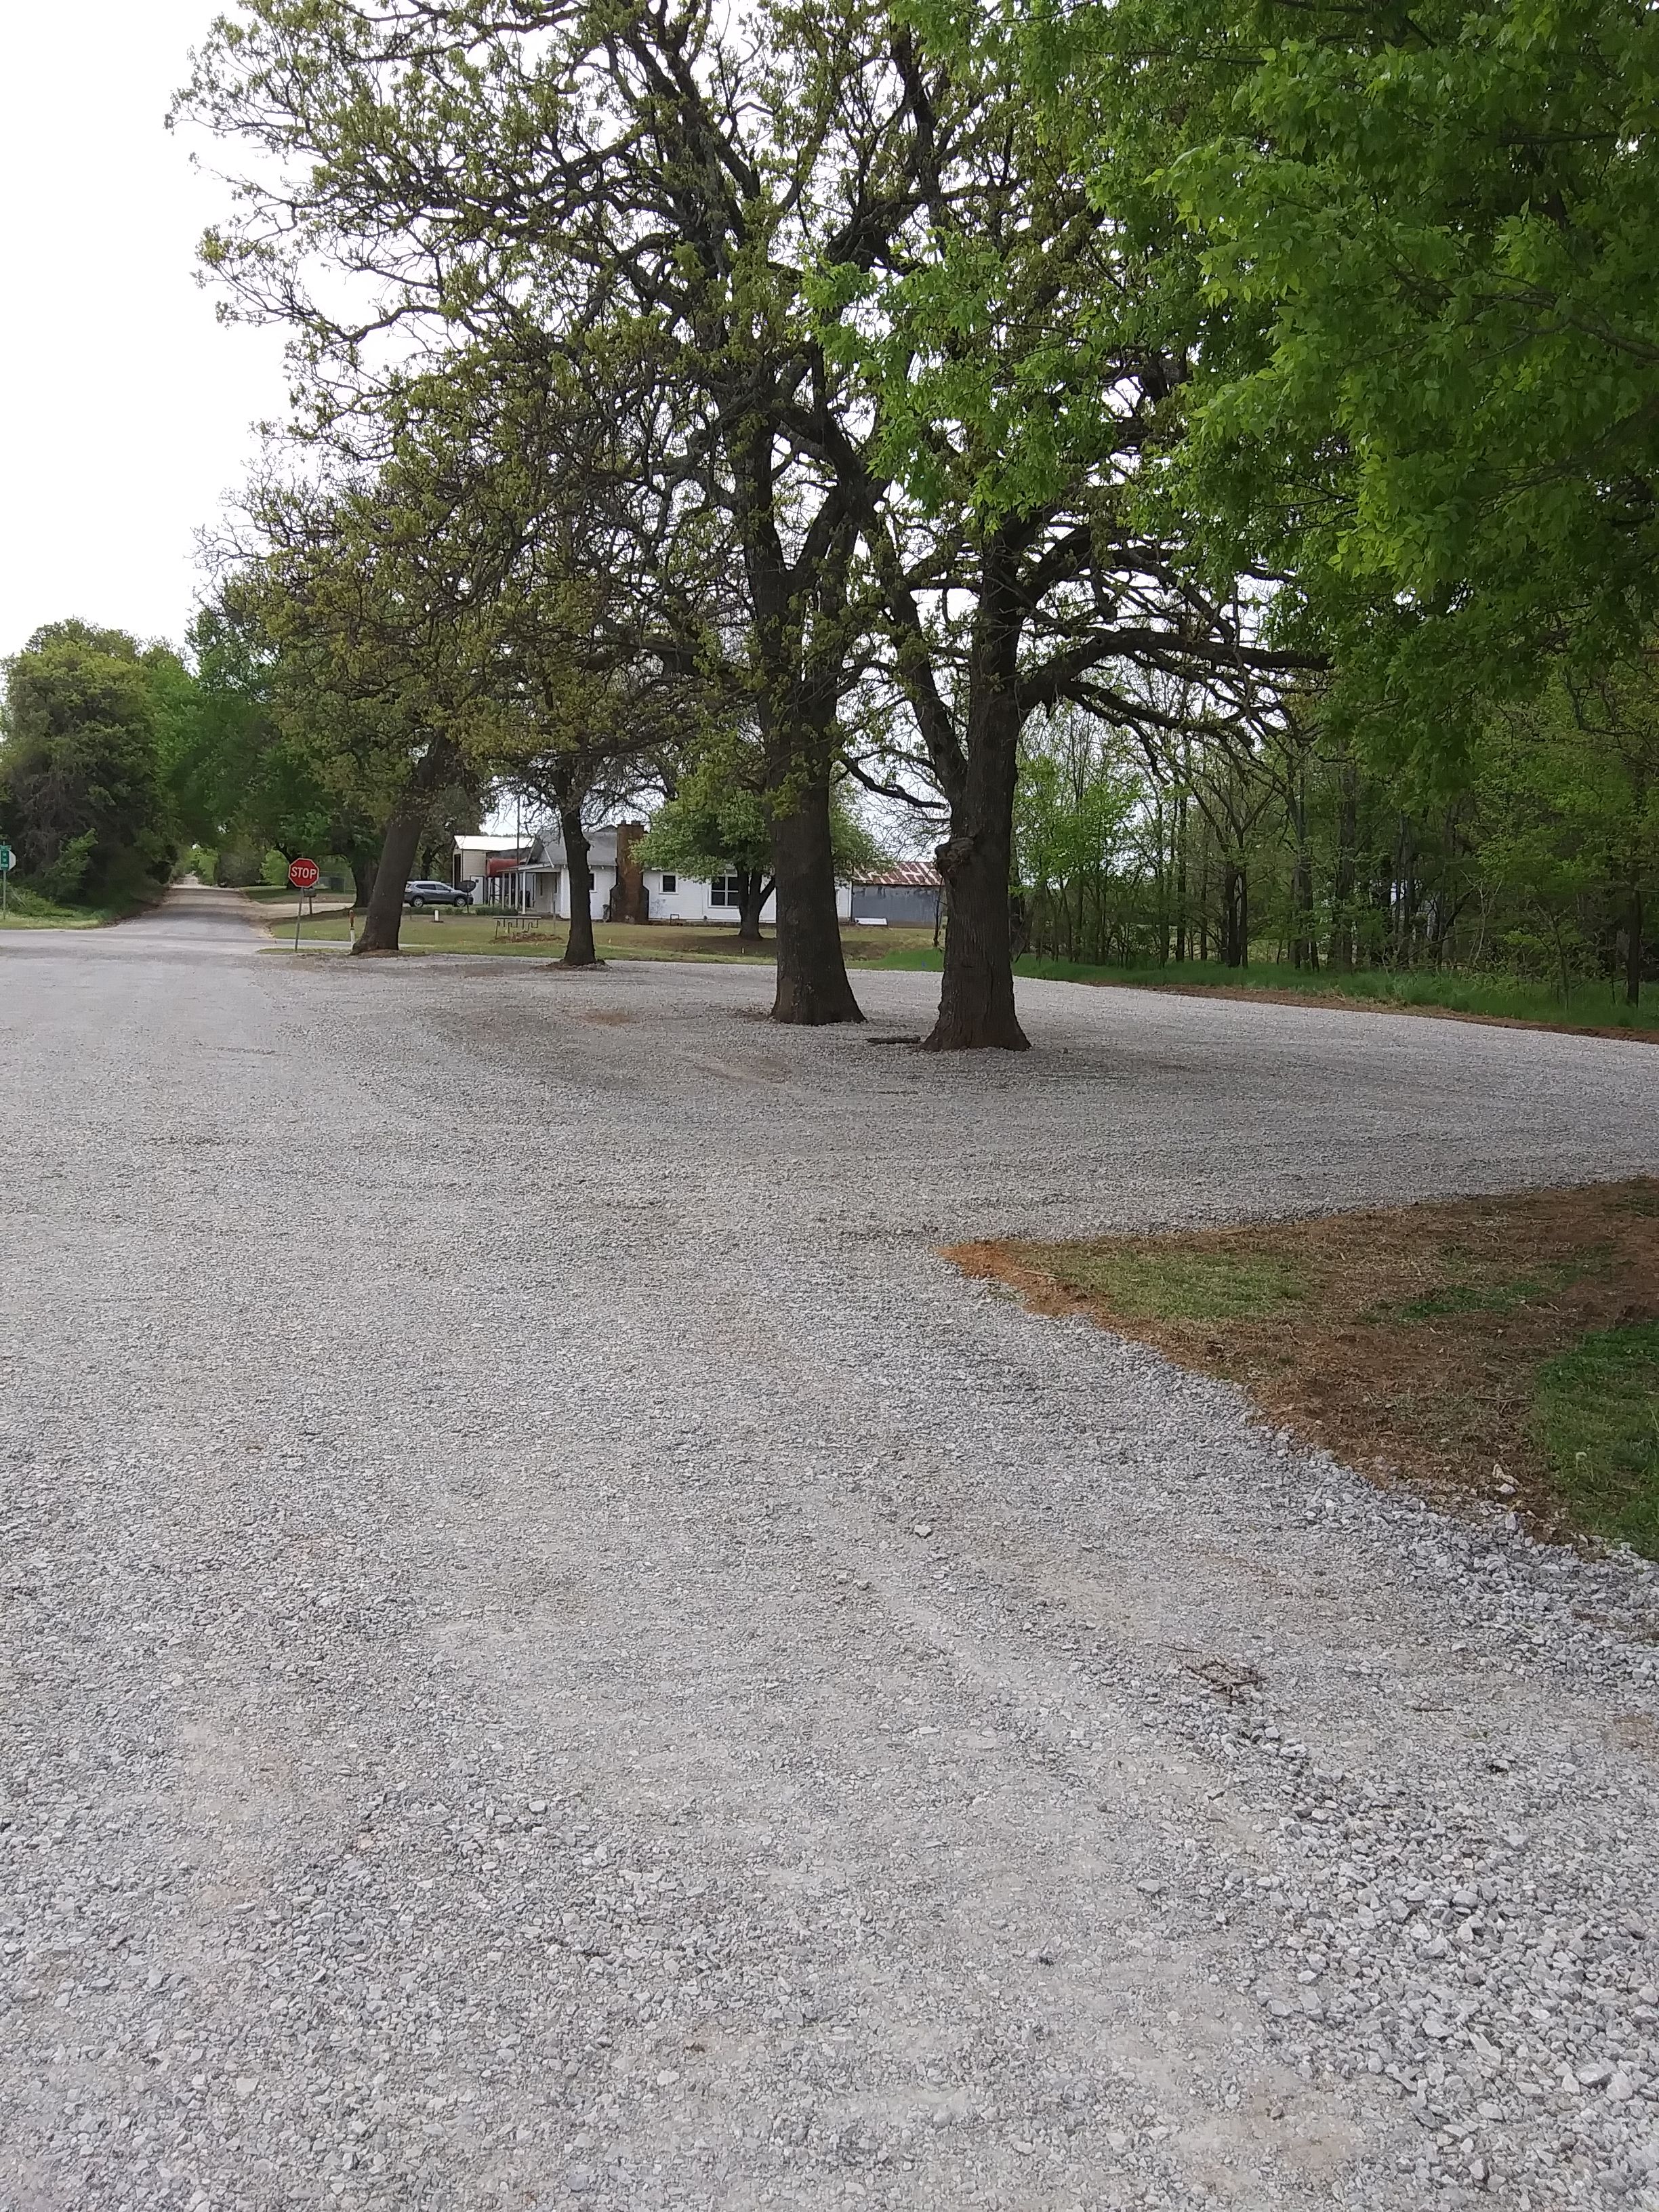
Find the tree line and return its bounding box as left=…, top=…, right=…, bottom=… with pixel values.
left=1018, top=659, right=1658, bottom=1006
left=5, top=0, right=1654, bottom=1037
left=0, top=612, right=482, bottom=912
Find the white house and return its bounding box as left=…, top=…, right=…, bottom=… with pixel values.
left=457, top=821, right=844, bottom=924
left=455, top=820, right=933, bottom=926
left=642, top=855, right=872, bottom=923
left=455, top=824, right=619, bottom=919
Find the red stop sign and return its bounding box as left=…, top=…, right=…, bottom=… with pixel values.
left=287, top=857, right=321, bottom=891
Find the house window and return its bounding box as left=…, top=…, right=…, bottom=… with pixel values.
left=660, top=873, right=676, bottom=893
left=711, top=874, right=739, bottom=906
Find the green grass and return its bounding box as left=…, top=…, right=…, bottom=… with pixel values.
left=0, top=888, right=134, bottom=928
left=272, top=913, right=766, bottom=959
left=869, top=948, right=1659, bottom=1033
left=1531, top=1321, right=1659, bottom=1556
left=1385, top=1253, right=1607, bottom=1323
left=1044, top=1248, right=1308, bottom=1323
left=1391, top=1278, right=1557, bottom=1322
left=268, top=913, right=937, bottom=963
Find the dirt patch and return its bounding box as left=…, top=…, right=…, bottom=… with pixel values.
left=638, top=930, right=769, bottom=959
left=949, top=1179, right=1659, bottom=1555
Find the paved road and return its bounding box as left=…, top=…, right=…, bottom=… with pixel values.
left=3, top=889, right=1656, bottom=2212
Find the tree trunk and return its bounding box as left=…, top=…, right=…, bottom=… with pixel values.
left=1220, top=858, right=1248, bottom=968
left=926, top=694, right=1028, bottom=1051
left=344, top=832, right=381, bottom=914
left=1288, top=772, right=1318, bottom=971
left=1010, top=887, right=1029, bottom=962
left=1239, top=865, right=1250, bottom=967
left=1626, top=883, right=1643, bottom=1007
left=737, top=868, right=770, bottom=945
left=928, top=830, right=1028, bottom=1047
left=1330, top=762, right=1358, bottom=971
left=771, top=776, right=862, bottom=1024
left=1393, top=812, right=1418, bottom=968
left=1156, top=802, right=1171, bottom=965
left=1290, top=848, right=1316, bottom=968
left=352, top=804, right=422, bottom=955
left=562, top=806, right=599, bottom=968
left=1175, top=747, right=1191, bottom=964
left=728, top=422, right=861, bottom=1027
left=613, top=822, right=648, bottom=924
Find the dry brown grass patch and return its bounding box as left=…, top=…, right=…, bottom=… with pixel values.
left=949, top=1180, right=1659, bottom=1553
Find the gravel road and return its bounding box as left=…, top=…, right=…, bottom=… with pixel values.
left=3, top=888, right=1657, bottom=2212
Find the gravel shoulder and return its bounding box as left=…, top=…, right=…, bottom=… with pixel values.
left=2, top=891, right=1656, bottom=2212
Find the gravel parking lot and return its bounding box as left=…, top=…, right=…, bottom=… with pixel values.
left=3, top=888, right=1656, bottom=2212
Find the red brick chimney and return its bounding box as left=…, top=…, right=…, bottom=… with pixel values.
left=614, top=821, right=649, bottom=923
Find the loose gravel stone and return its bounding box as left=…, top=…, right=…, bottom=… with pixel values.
left=1, top=889, right=1656, bottom=2211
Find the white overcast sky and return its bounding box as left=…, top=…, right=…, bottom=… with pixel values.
left=0, top=2, right=291, bottom=665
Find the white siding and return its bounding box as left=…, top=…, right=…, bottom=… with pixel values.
left=558, top=867, right=617, bottom=921
left=645, top=872, right=855, bottom=924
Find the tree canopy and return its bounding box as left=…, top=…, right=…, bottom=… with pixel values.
left=66, top=0, right=1644, bottom=1015
left=0, top=622, right=180, bottom=905
left=1042, top=0, right=1659, bottom=732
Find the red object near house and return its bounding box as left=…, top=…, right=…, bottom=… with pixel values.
left=287, top=857, right=321, bottom=891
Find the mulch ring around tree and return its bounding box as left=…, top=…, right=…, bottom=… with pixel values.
left=948, top=1179, right=1659, bottom=1561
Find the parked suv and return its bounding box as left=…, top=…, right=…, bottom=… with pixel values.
left=404, top=880, right=474, bottom=909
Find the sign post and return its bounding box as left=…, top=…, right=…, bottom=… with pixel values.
left=0, top=842, right=12, bottom=922
left=287, top=857, right=321, bottom=950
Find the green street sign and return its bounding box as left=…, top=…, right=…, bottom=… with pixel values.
left=0, top=845, right=14, bottom=873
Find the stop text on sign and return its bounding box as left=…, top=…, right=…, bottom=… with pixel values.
left=287, top=857, right=321, bottom=892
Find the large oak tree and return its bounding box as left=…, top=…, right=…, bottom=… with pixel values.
left=182, top=0, right=984, bottom=1022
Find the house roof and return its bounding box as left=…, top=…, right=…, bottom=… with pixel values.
left=855, top=861, right=940, bottom=888
left=529, top=823, right=625, bottom=869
